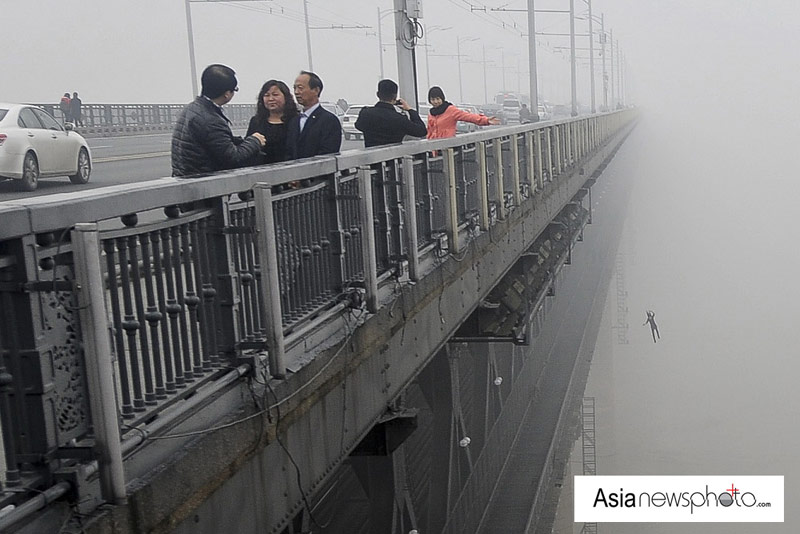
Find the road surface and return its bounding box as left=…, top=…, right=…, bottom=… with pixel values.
left=0, top=133, right=365, bottom=200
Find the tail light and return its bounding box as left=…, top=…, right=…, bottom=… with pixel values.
left=0, top=134, right=6, bottom=146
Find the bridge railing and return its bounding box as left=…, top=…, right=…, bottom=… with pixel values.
left=0, top=110, right=636, bottom=523
left=29, top=103, right=255, bottom=132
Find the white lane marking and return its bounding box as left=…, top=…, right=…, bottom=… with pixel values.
left=94, top=151, right=170, bottom=163
left=90, top=145, right=113, bottom=149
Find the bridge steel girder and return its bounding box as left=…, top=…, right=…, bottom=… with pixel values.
left=60, top=119, right=638, bottom=534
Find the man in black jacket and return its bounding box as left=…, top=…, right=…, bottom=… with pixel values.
left=355, top=79, right=427, bottom=148
left=171, top=64, right=265, bottom=177
left=286, top=71, right=342, bottom=160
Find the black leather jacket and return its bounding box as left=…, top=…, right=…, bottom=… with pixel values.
left=171, top=97, right=261, bottom=177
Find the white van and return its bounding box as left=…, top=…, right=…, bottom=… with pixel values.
left=502, top=98, right=521, bottom=123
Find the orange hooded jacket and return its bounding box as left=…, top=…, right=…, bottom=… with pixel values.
left=426, top=104, right=491, bottom=139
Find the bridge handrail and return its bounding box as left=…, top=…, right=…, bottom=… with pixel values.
left=26, top=102, right=255, bottom=130
left=0, top=111, right=619, bottom=241
left=0, top=109, right=637, bottom=526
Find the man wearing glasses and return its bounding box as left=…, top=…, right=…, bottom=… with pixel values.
left=172, top=64, right=266, bottom=177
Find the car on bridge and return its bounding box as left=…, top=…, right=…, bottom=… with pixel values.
left=320, top=101, right=345, bottom=125
left=341, top=105, right=367, bottom=140
left=456, top=104, right=484, bottom=133
left=0, top=103, right=91, bottom=191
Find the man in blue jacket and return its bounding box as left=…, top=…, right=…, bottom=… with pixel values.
left=172, top=64, right=265, bottom=177
left=355, top=79, right=427, bottom=148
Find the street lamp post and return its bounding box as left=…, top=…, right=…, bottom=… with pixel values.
left=456, top=36, right=478, bottom=103
left=184, top=0, right=286, bottom=99
left=303, top=0, right=313, bottom=70
left=501, top=48, right=506, bottom=91
left=424, top=26, right=452, bottom=94
left=376, top=8, right=397, bottom=80
left=569, top=0, right=577, bottom=116
left=601, top=14, right=607, bottom=110
left=184, top=0, right=199, bottom=97
left=586, top=0, right=596, bottom=113
left=608, top=30, right=617, bottom=109
left=482, top=44, right=488, bottom=104
left=527, top=0, right=540, bottom=121
left=377, top=6, right=385, bottom=79
left=456, top=37, right=466, bottom=102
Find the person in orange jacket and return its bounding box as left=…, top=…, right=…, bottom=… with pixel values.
left=426, top=86, right=500, bottom=139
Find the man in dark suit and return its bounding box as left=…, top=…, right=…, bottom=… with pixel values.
left=286, top=71, right=342, bottom=160
left=355, top=79, right=427, bottom=148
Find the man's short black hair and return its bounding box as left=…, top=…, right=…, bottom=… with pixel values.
left=377, top=79, right=399, bottom=100
left=201, top=64, right=237, bottom=99
left=300, top=70, right=323, bottom=95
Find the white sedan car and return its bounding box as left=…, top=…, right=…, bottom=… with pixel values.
left=342, top=105, right=367, bottom=140
left=0, top=103, right=92, bottom=191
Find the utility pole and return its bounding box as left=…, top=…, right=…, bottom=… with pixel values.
left=457, top=36, right=464, bottom=102
left=482, top=44, right=488, bottom=104
left=393, top=0, right=417, bottom=107
left=303, top=0, right=313, bottom=70
left=587, top=0, right=596, bottom=113
left=569, top=0, right=577, bottom=116
left=619, top=51, right=623, bottom=106
left=377, top=6, right=385, bottom=79
left=184, top=0, right=199, bottom=97
left=609, top=29, right=615, bottom=109
left=501, top=48, right=506, bottom=91
left=601, top=14, right=607, bottom=110
left=527, top=0, right=540, bottom=120
left=425, top=43, right=432, bottom=92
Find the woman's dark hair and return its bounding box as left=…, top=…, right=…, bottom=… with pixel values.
left=255, top=80, right=299, bottom=123
left=428, top=86, right=446, bottom=103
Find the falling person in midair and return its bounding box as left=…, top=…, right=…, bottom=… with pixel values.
left=643, top=310, right=660, bottom=343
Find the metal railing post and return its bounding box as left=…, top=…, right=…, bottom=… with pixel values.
left=207, top=197, right=241, bottom=359
left=533, top=129, right=543, bottom=191
left=442, top=149, right=461, bottom=252
left=477, top=142, right=490, bottom=230
left=253, top=184, right=286, bottom=379
left=494, top=140, right=506, bottom=219
left=72, top=223, right=126, bottom=504
left=401, top=156, right=420, bottom=281
left=358, top=167, right=380, bottom=313
left=510, top=134, right=521, bottom=207
left=545, top=127, right=554, bottom=181
left=525, top=132, right=535, bottom=194
left=554, top=126, right=563, bottom=176
left=566, top=123, right=573, bottom=165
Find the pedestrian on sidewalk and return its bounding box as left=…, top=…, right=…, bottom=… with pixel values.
left=59, top=92, right=71, bottom=124
left=70, top=92, right=84, bottom=127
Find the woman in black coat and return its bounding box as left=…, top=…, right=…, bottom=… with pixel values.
left=246, top=80, right=299, bottom=164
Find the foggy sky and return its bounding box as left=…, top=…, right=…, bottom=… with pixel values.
left=3, top=1, right=799, bottom=531
left=3, top=0, right=799, bottom=120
